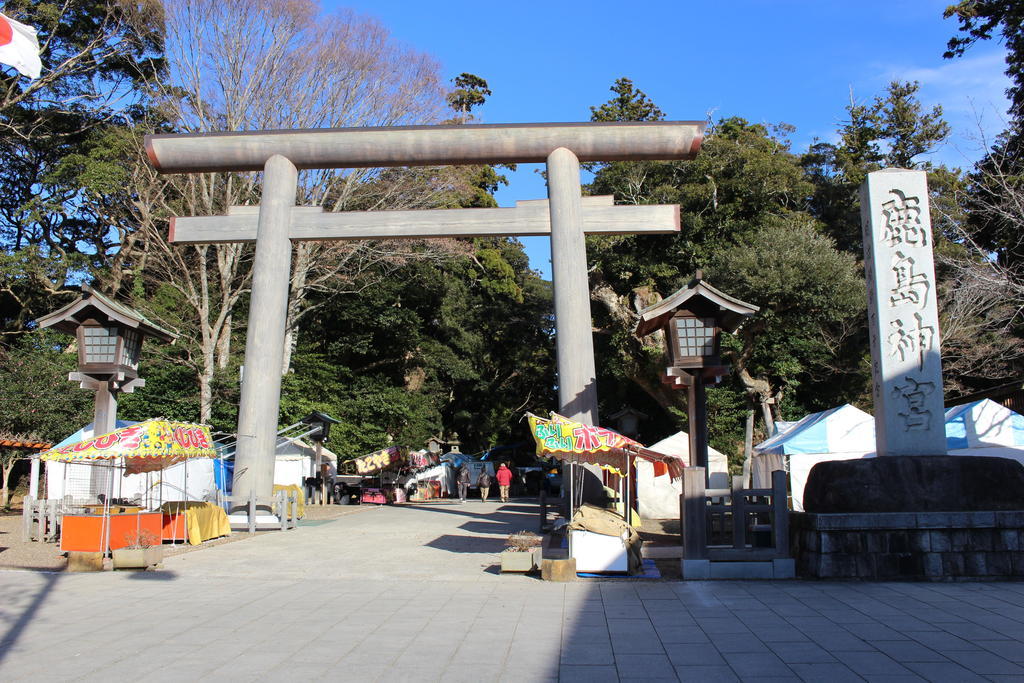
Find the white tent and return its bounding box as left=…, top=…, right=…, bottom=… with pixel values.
left=45, top=421, right=217, bottom=504
left=945, top=399, right=1024, bottom=465
left=637, top=431, right=730, bottom=519
left=403, top=462, right=456, bottom=497
left=751, top=404, right=876, bottom=512
left=753, top=400, right=1024, bottom=511
left=273, top=438, right=338, bottom=489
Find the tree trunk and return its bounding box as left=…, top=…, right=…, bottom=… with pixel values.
left=216, top=314, right=232, bottom=369
left=1, top=460, right=14, bottom=508
left=742, top=408, right=754, bottom=487
left=282, top=242, right=314, bottom=375
left=200, top=336, right=215, bottom=424
left=760, top=400, right=775, bottom=437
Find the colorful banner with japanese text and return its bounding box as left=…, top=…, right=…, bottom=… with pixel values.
left=40, top=420, right=217, bottom=462
left=527, top=413, right=684, bottom=480
left=351, top=446, right=404, bottom=475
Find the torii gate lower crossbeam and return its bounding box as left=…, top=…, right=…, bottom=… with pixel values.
left=148, top=122, right=706, bottom=511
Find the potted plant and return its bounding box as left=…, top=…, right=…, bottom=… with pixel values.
left=501, top=530, right=542, bottom=573
left=112, top=530, right=162, bottom=570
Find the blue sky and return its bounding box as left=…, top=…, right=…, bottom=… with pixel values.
left=330, top=0, right=1012, bottom=279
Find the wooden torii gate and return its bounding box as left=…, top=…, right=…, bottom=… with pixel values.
left=145, top=121, right=706, bottom=510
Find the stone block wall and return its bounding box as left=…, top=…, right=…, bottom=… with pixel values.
left=791, top=511, right=1024, bottom=580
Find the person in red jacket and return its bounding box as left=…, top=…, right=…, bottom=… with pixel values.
left=495, top=462, right=514, bottom=503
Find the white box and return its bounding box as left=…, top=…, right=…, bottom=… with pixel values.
left=570, top=530, right=628, bottom=573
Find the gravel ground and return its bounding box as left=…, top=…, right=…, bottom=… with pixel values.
left=0, top=501, right=372, bottom=572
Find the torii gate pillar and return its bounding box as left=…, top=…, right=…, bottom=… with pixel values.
left=547, top=147, right=598, bottom=424
left=234, top=155, right=297, bottom=500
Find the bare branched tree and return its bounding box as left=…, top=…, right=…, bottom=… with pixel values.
left=933, top=144, right=1024, bottom=394
left=123, top=0, right=464, bottom=422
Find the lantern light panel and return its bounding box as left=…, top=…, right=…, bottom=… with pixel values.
left=675, top=316, right=716, bottom=357
left=83, top=325, right=118, bottom=364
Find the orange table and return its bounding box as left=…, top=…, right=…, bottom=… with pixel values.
left=60, top=512, right=162, bottom=553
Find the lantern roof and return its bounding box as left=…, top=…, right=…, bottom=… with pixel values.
left=634, top=271, right=759, bottom=338
left=607, top=407, right=649, bottom=421
left=35, top=286, right=177, bottom=342
left=301, top=410, right=340, bottom=426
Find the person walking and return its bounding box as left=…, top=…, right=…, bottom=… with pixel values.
left=495, top=462, right=513, bottom=503
left=477, top=468, right=493, bottom=503
left=457, top=463, right=470, bottom=503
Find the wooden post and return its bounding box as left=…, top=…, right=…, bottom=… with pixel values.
left=538, top=488, right=547, bottom=532
left=680, top=467, right=707, bottom=559
left=37, top=498, right=46, bottom=543
left=731, top=475, right=746, bottom=550
left=50, top=499, right=58, bottom=542
left=22, top=495, right=32, bottom=542
left=315, top=440, right=324, bottom=506
left=29, top=455, right=40, bottom=500
left=687, top=372, right=709, bottom=480
left=247, top=493, right=256, bottom=534
left=771, top=469, right=789, bottom=555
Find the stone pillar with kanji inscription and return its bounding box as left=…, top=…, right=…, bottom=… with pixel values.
left=860, top=169, right=947, bottom=456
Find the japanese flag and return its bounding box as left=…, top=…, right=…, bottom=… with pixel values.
left=0, top=13, right=40, bottom=79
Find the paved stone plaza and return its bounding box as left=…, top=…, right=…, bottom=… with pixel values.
left=2, top=500, right=1024, bottom=681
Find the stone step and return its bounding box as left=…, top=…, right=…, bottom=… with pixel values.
left=682, top=558, right=795, bottom=579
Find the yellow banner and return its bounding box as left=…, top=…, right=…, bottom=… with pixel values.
left=528, top=413, right=642, bottom=476
left=529, top=413, right=639, bottom=455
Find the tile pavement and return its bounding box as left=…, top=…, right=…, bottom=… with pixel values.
left=2, top=500, right=1024, bottom=681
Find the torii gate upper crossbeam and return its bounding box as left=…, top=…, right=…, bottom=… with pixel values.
left=146, top=121, right=705, bottom=173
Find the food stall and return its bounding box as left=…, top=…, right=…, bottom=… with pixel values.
left=348, top=446, right=405, bottom=503
left=40, top=419, right=229, bottom=552
left=527, top=412, right=685, bottom=573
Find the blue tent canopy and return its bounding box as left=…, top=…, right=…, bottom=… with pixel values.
left=754, top=404, right=875, bottom=456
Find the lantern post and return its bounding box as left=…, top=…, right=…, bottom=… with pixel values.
left=34, top=286, right=176, bottom=497
left=634, top=272, right=758, bottom=479
left=301, top=411, right=339, bottom=505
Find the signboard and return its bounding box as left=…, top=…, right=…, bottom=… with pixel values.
left=40, top=420, right=216, bottom=462
left=352, top=446, right=403, bottom=475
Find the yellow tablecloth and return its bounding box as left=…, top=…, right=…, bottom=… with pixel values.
left=273, top=484, right=305, bottom=520
left=160, top=501, right=232, bottom=546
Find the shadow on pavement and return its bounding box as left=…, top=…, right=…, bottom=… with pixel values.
left=495, top=504, right=543, bottom=513
left=458, top=519, right=523, bottom=534
left=425, top=534, right=507, bottom=554
left=0, top=571, right=60, bottom=665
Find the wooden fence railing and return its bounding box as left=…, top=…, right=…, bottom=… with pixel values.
left=22, top=496, right=60, bottom=543
left=680, top=468, right=789, bottom=561
left=222, top=490, right=299, bottom=533
left=22, top=490, right=300, bottom=542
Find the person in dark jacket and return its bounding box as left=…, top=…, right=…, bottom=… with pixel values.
left=477, top=468, right=493, bottom=503
left=457, top=464, right=470, bottom=502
